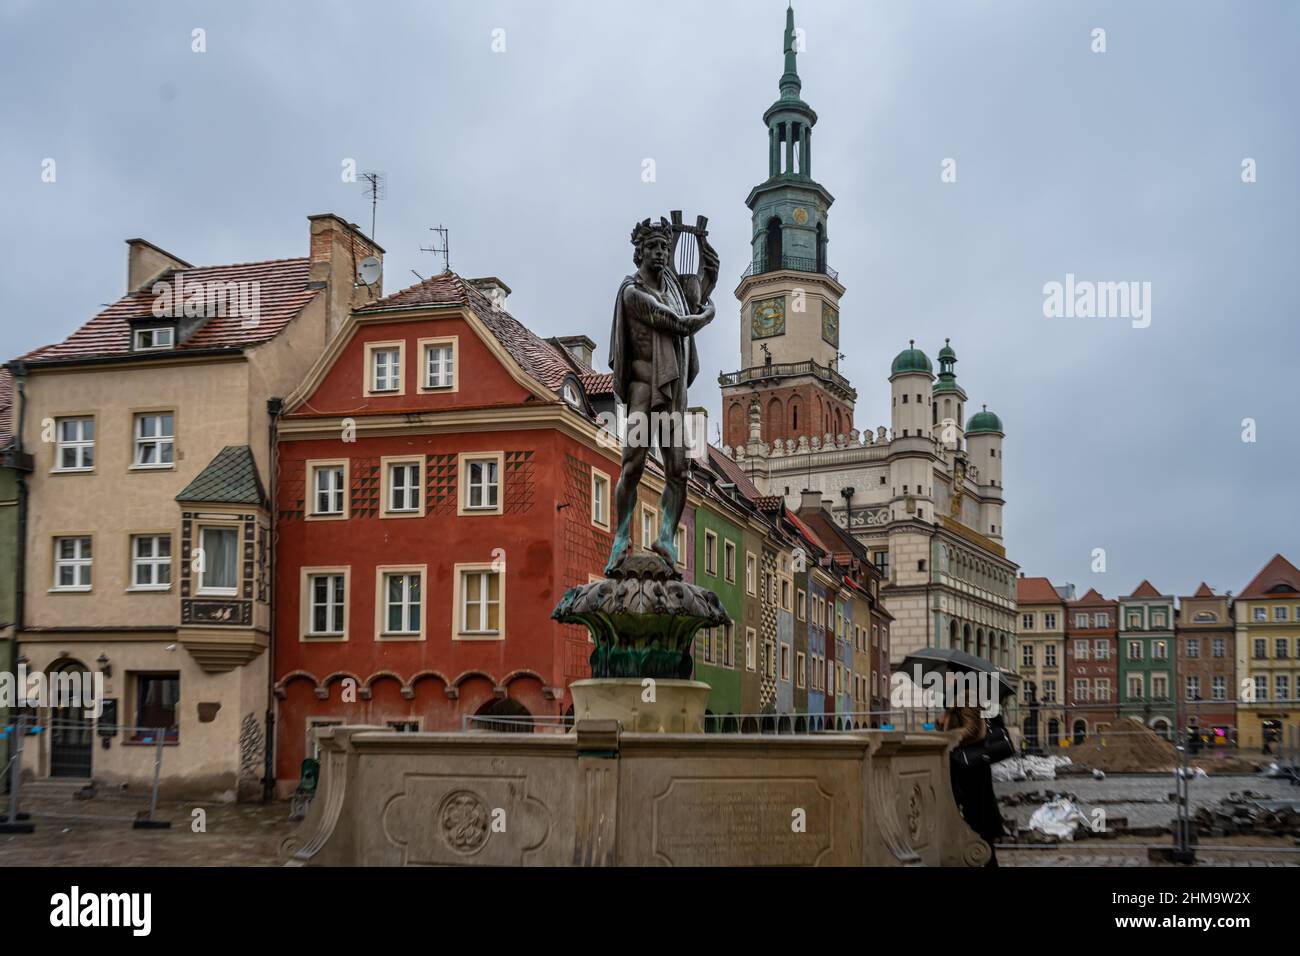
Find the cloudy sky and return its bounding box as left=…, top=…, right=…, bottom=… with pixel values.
left=3, top=0, right=1296, bottom=598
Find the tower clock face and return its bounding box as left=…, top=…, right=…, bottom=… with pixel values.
left=822, top=301, right=839, bottom=348
left=751, top=295, right=786, bottom=339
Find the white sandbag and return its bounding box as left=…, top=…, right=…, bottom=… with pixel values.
left=1028, top=796, right=1092, bottom=841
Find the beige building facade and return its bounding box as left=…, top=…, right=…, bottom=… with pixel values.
left=8, top=214, right=380, bottom=798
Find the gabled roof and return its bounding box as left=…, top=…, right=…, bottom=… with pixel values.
left=1193, top=582, right=1216, bottom=598
left=355, top=272, right=578, bottom=395
left=176, top=445, right=267, bottom=507
left=1239, top=554, right=1300, bottom=599
left=793, top=505, right=869, bottom=562
left=785, top=510, right=829, bottom=555
left=706, top=446, right=766, bottom=501
left=1072, top=587, right=1115, bottom=607
left=23, top=258, right=319, bottom=364
left=1016, top=575, right=1061, bottom=605
left=1126, top=579, right=1164, bottom=599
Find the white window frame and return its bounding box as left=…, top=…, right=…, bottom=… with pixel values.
left=640, top=505, right=658, bottom=552
left=365, top=340, right=406, bottom=396
left=458, top=452, right=503, bottom=516
left=134, top=326, right=174, bottom=351
left=375, top=565, right=426, bottom=640
left=745, top=552, right=756, bottom=595
left=301, top=566, right=350, bottom=641
left=453, top=563, right=505, bottom=641
left=744, top=627, right=756, bottom=671
left=52, top=535, right=93, bottom=591
left=591, top=468, right=611, bottom=530
left=129, top=533, right=171, bottom=591
left=196, top=524, right=240, bottom=596
left=382, top=456, right=425, bottom=518
left=1211, top=675, right=1226, bottom=701
left=724, top=540, right=736, bottom=584
left=418, top=336, right=458, bottom=392
left=131, top=411, right=175, bottom=469
left=307, top=460, right=349, bottom=519
left=53, top=416, right=95, bottom=472
left=704, top=529, right=718, bottom=576
left=1073, top=639, right=1089, bottom=660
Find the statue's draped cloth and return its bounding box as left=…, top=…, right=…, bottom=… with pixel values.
left=609, top=273, right=700, bottom=410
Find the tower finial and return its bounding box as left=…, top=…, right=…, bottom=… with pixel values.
left=780, top=4, right=801, bottom=98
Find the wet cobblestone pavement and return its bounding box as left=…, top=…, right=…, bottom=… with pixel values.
left=996, top=773, right=1300, bottom=829
left=0, top=792, right=295, bottom=866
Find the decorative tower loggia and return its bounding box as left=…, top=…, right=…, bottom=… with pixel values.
left=720, top=3, right=855, bottom=452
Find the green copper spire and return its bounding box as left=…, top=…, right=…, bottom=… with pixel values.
left=780, top=4, right=802, bottom=99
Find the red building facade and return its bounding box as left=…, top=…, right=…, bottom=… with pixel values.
left=270, top=274, right=620, bottom=790
left=1064, top=588, right=1119, bottom=739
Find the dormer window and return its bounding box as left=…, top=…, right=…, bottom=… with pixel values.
left=134, top=326, right=175, bottom=351
left=562, top=382, right=581, bottom=408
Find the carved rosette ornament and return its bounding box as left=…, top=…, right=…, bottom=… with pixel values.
left=438, top=790, right=490, bottom=855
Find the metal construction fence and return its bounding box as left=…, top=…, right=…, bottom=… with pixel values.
left=0, top=713, right=174, bottom=833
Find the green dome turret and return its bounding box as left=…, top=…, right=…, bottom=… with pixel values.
left=933, top=337, right=962, bottom=393
left=967, top=405, right=1003, bottom=434
left=890, top=340, right=933, bottom=376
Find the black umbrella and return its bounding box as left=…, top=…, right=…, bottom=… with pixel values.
left=897, top=647, right=1017, bottom=700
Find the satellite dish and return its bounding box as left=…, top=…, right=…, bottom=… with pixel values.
left=357, top=256, right=382, bottom=286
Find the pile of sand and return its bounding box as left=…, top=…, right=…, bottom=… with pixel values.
left=1069, top=718, right=1179, bottom=773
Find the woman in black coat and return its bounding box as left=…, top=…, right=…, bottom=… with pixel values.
left=938, top=707, right=1007, bottom=867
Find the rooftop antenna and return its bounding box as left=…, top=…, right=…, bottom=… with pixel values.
left=421, top=224, right=450, bottom=273
left=359, top=171, right=386, bottom=240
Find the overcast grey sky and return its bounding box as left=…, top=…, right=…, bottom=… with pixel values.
left=2, top=0, right=1296, bottom=598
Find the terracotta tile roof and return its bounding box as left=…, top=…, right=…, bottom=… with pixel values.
left=1126, top=579, right=1164, bottom=599
left=23, top=258, right=319, bottom=364
left=794, top=506, right=868, bottom=561
left=785, top=510, right=830, bottom=554
left=1016, top=575, right=1062, bottom=605
left=705, top=446, right=765, bottom=501
left=0, top=367, right=11, bottom=444
left=176, top=445, right=267, bottom=507
left=358, top=272, right=579, bottom=396
left=1193, top=582, right=1216, bottom=598
left=581, top=371, right=614, bottom=395
left=1072, top=587, right=1115, bottom=607
left=1238, top=554, right=1300, bottom=599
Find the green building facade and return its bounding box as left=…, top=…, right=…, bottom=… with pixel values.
left=1118, top=581, right=1177, bottom=738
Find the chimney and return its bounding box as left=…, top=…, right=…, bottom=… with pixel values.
left=308, top=214, right=385, bottom=339
left=555, top=335, right=596, bottom=370
left=468, top=277, right=511, bottom=313
left=126, top=239, right=191, bottom=294
left=799, top=489, right=824, bottom=513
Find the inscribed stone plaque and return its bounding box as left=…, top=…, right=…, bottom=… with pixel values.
left=651, top=777, right=832, bottom=866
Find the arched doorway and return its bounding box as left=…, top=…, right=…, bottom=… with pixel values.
left=1072, top=719, right=1087, bottom=745
left=49, top=659, right=93, bottom=778
left=1150, top=717, right=1172, bottom=740
left=474, top=697, right=532, bottom=733
left=1046, top=718, right=1060, bottom=748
